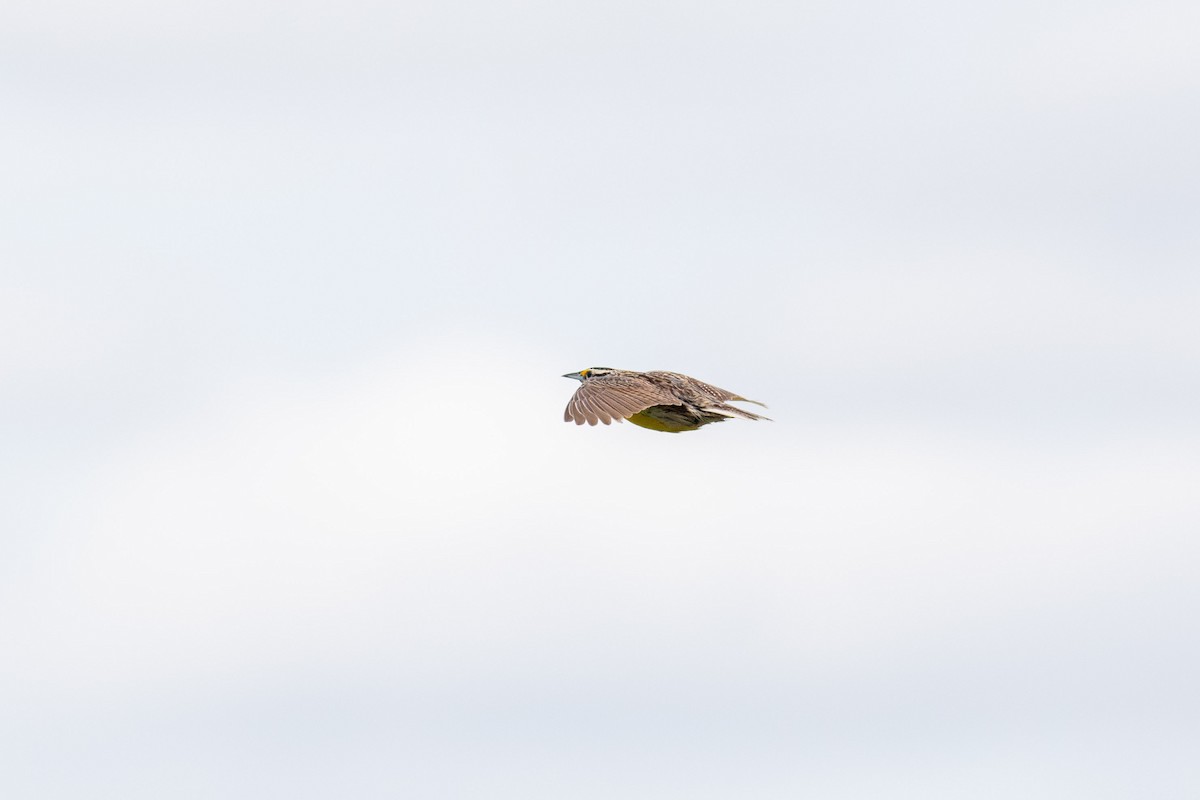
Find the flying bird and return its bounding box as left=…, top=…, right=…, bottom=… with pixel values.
left=562, top=368, right=770, bottom=433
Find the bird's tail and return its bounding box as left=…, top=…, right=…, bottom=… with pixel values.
left=710, top=402, right=772, bottom=422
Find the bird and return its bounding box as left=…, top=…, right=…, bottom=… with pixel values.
left=562, top=368, right=770, bottom=433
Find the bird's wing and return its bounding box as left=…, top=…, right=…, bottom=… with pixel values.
left=564, top=375, right=679, bottom=426
left=645, top=371, right=768, bottom=408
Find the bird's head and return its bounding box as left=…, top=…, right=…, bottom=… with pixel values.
left=562, top=367, right=616, bottom=381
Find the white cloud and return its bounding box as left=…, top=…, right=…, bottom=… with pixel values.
left=0, top=285, right=126, bottom=380
left=1006, top=3, right=1200, bottom=103
left=3, top=338, right=1194, bottom=712
left=3, top=338, right=1196, bottom=799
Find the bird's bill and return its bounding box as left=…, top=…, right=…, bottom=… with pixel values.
left=562, top=371, right=585, bottom=381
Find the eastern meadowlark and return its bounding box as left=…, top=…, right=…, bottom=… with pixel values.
left=562, top=368, right=770, bottom=433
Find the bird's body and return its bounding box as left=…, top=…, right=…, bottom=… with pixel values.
left=562, top=368, right=769, bottom=433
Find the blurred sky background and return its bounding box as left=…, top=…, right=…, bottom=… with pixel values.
left=2, top=0, right=1199, bottom=797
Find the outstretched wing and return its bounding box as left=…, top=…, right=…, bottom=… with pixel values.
left=564, top=374, right=680, bottom=426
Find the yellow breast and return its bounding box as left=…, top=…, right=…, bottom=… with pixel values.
left=626, top=411, right=699, bottom=433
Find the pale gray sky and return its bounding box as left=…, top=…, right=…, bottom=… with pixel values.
left=2, top=1, right=1199, bottom=797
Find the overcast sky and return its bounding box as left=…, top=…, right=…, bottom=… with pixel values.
left=2, top=1, right=1199, bottom=797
